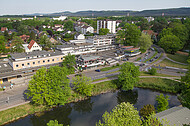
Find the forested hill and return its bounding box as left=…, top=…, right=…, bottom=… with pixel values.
left=41, top=7, right=190, bottom=17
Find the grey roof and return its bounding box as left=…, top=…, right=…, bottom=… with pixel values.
left=79, top=55, right=102, bottom=61
left=0, top=63, right=13, bottom=73
left=156, top=106, right=190, bottom=126
left=10, top=50, right=63, bottom=60
left=56, top=44, right=78, bottom=48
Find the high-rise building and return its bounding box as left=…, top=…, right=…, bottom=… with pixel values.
left=97, top=20, right=116, bottom=34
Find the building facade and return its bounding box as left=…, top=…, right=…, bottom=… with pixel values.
left=97, top=20, right=116, bottom=34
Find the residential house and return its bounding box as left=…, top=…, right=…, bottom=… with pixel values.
left=22, top=40, right=42, bottom=53
left=20, top=35, right=30, bottom=42
left=54, top=24, right=63, bottom=28
left=52, top=16, right=67, bottom=21
left=8, top=29, right=17, bottom=35
left=1, top=27, right=8, bottom=33
left=81, top=25, right=94, bottom=34
left=50, top=37, right=58, bottom=44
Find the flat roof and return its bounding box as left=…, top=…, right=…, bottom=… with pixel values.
left=80, top=55, right=101, bottom=61
left=156, top=107, right=190, bottom=126
left=125, top=47, right=140, bottom=51
left=10, top=50, right=63, bottom=60
left=0, top=63, right=13, bottom=73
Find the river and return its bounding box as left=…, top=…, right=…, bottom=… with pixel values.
left=5, top=88, right=181, bottom=126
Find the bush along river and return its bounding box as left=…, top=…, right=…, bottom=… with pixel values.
left=5, top=88, right=181, bottom=126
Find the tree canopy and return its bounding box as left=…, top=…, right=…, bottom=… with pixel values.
left=39, top=35, right=52, bottom=50
left=62, top=53, right=76, bottom=74
left=26, top=66, right=71, bottom=106
left=156, top=93, right=169, bottom=112
left=99, top=28, right=109, bottom=35
left=72, top=75, right=93, bottom=96
left=11, top=36, right=25, bottom=53
left=64, top=21, right=74, bottom=31
left=158, top=34, right=182, bottom=54
left=97, top=102, right=142, bottom=126
left=47, top=120, right=63, bottom=126
left=138, top=33, right=152, bottom=52
left=0, top=36, right=6, bottom=54
left=118, top=62, right=140, bottom=91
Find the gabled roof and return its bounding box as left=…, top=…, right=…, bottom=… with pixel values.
left=27, top=40, right=36, bottom=50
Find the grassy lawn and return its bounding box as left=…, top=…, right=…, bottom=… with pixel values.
left=167, top=53, right=188, bottom=64
left=100, top=65, right=120, bottom=71
left=135, top=78, right=182, bottom=93
left=157, top=59, right=188, bottom=69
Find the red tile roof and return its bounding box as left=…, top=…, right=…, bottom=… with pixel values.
left=27, top=40, right=36, bottom=50
left=121, top=46, right=133, bottom=48
left=1, top=27, right=8, bottom=32
left=125, top=47, right=140, bottom=51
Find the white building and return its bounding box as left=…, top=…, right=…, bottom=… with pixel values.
left=74, top=33, right=85, bottom=40
left=52, top=16, right=67, bottom=21
left=22, top=40, right=42, bottom=53
left=145, top=17, right=154, bottom=22
left=86, top=34, right=115, bottom=46
left=97, top=20, right=116, bottom=34
left=74, top=24, right=94, bottom=35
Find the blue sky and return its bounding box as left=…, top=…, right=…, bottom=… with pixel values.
left=1, top=0, right=190, bottom=15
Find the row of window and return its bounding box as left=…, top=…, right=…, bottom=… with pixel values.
left=15, top=57, right=63, bottom=67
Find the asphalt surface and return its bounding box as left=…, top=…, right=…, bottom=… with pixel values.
left=0, top=45, right=187, bottom=111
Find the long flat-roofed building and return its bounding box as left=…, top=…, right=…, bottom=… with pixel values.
left=8, top=50, right=64, bottom=70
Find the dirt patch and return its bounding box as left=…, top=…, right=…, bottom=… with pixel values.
left=176, top=51, right=189, bottom=56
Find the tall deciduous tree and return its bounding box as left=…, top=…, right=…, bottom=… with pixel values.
left=64, top=21, right=74, bottom=31
left=138, top=33, right=152, bottom=52
left=29, top=31, right=36, bottom=41
left=62, top=53, right=76, bottom=74
left=118, top=62, right=140, bottom=91
left=151, top=17, right=168, bottom=33
left=26, top=66, right=71, bottom=106
left=0, top=36, right=6, bottom=53
left=72, top=75, right=93, bottom=96
left=158, top=34, right=182, bottom=54
left=118, top=23, right=141, bottom=47
left=97, top=102, right=142, bottom=126
left=39, top=35, right=52, bottom=50
left=11, top=36, right=25, bottom=53
left=156, top=93, right=169, bottom=112
left=140, top=104, right=156, bottom=119
left=99, top=28, right=109, bottom=35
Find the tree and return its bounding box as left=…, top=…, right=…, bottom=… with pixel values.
left=138, top=33, right=152, bottom=52
left=140, top=104, right=156, bottom=119
left=64, top=21, right=74, bottom=31
left=156, top=94, right=169, bottom=112
left=26, top=66, right=71, bottom=106
left=158, top=34, right=182, bottom=54
left=118, top=62, right=140, bottom=91
left=99, top=28, right=109, bottom=35
left=169, top=22, right=189, bottom=48
left=137, top=18, right=149, bottom=31
left=11, top=36, right=25, bottom=53
left=158, top=28, right=173, bottom=40
left=151, top=17, right=168, bottom=33
left=148, top=68, right=157, bottom=75
left=39, top=35, right=52, bottom=50
left=97, top=102, right=142, bottom=126
left=118, top=23, right=141, bottom=47
left=47, top=120, right=63, bottom=126
left=72, top=75, right=93, bottom=96
left=0, top=36, right=6, bottom=53
left=29, top=31, right=36, bottom=41
left=4, top=30, right=10, bottom=40
left=62, top=53, right=76, bottom=74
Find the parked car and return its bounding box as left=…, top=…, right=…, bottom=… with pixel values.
left=145, top=53, right=149, bottom=56
left=139, top=63, right=145, bottom=67
left=154, top=56, right=158, bottom=59
left=95, top=69, right=101, bottom=72
left=149, top=59, right=153, bottom=62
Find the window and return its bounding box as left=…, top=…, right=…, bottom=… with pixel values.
left=33, top=62, right=35, bottom=64
left=22, top=64, right=24, bottom=66
left=61, top=58, right=63, bottom=60
left=38, top=61, right=40, bottom=64
left=27, top=63, right=30, bottom=65
left=47, top=60, right=50, bottom=62
left=43, top=60, right=45, bottom=63
left=52, top=59, right=54, bottom=61
left=16, top=65, right=19, bottom=67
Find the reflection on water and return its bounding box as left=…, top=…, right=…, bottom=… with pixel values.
left=5, top=88, right=181, bottom=126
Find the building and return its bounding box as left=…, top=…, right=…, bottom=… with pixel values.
left=50, top=38, right=58, bottom=44
left=20, top=34, right=30, bottom=42
left=97, top=20, right=116, bottom=34
left=156, top=106, right=190, bottom=126
left=74, top=23, right=94, bottom=35
left=121, top=46, right=141, bottom=56
left=86, top=34, right=115, bottom=46
left=76, top=55, right=105, bottom=70
left=54, top=24, right=63, bottom=28
left=8, top=50, right=64, bottom=70
left=74, top=33, right=85, bottom=40
left=22, top=40, right=42, bottom=53
left=1, top=27, right=8, bottom=33
left=52, top=16, right=67, bottom=21
left=144, top=17, right=154, bottom=22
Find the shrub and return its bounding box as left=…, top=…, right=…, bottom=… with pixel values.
left=148, top=68, right=157, bottom=75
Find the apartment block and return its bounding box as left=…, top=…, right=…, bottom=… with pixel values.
left=97, top=20, right=116, bottom=34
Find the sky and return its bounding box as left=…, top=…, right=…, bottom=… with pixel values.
left=1, top=0, right=190, bottom=15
